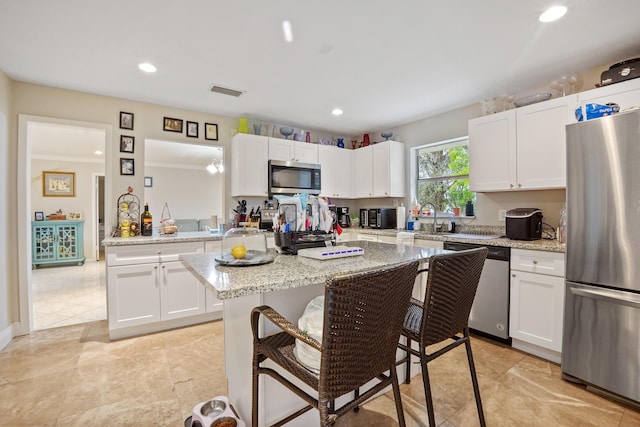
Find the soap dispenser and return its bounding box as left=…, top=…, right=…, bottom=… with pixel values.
left=465, top=200, right=475, bottom=217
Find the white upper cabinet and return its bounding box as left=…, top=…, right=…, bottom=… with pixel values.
left=318, top=145, right=352, bottom=198
left=469, top=95, right=577, bottom=192
left=268, top=138, right=318, bottom=164
left=468, top=110, right=517, bottom=191
left=577, top=77, right=640, bottom=111
left=353, top=141, right=405, bottom=198
left=515, top=95, right=577, bottom=189
left=353, top=145, right=374, bottom=198
left=231, top=133, right=269, bottom=197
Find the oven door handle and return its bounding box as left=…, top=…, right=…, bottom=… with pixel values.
left=569, top=286, right=640, bottom=310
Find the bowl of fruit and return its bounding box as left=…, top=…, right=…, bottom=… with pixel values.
left=215, top=227, right=274, bottom=266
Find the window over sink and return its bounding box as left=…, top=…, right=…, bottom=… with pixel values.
left=415, top=136, right=475, bottom=214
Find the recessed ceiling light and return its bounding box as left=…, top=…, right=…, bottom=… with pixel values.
left=94, top=150, right=103, bottom=155
left=331, top=108, right=343, bottom=116
left=539, top=5, right=567, bottom=23
left=282, top=20, right=293, bottom=43
left=138, top=62, right=157, bottom=73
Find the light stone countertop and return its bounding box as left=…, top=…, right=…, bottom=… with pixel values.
left=180, top=240, right=446, bottom=300
left=102, top=230, right=225, bottom=246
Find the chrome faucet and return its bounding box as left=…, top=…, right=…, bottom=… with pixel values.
left=422, top=202, right=441, bottom=232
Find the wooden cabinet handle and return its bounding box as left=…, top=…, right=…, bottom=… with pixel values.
left=512, top=273, right=516, bottom=277
left=532, top=260, right=538, bottom=264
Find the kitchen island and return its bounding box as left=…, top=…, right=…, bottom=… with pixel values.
left=180, top=240, right=447, bottom=427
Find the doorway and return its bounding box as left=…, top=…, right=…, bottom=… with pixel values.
left=17, top=115, right=112, bottom=334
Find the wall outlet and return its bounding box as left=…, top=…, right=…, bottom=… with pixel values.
left=499, top=209, right=507, bottom=222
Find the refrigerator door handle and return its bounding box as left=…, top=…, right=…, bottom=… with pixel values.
left=569, top=286, right=640, bottom=310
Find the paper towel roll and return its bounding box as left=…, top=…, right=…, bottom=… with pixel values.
left=210, top=215, right=218, bottom=229
left=396, top=206, right=405, bottom=230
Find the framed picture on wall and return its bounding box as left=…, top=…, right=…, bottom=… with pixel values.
left=68, top=212, right=83, bottom=220
left=205, top=123, right=218, bottom=141
left=34, top=211, right=44, bottom=221
left=186, top=121, right=198, bottom=138
left=144, top=176, right=153, bottom=187
left=120, top=158, right=135, bottom=175
left=42, top=171, right=76, bottom=197
left=163, top=117, right=183, bottom=133
left=119, top=111, right=134, bottom=130
left=120, top=135, right=135, bottom=153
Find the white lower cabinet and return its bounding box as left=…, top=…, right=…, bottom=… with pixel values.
left=509, top=249, right=565, bottom=363
left=204, top=241, right=224, bottom=313
left=106, top=242, right=217, bottom=339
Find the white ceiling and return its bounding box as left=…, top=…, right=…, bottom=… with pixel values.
left=2, top=1, right=640, bottom=135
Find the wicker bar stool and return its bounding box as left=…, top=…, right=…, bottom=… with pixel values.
left=251, top=260, right=419, bottom=427
left=397, top=247, right=488, bottom=427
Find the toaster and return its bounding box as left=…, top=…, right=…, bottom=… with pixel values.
left=505, top=208, right=543, bottom=240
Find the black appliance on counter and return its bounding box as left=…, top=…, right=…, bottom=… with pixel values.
left=337, top=207, right=350, bottom=227
left=259, top=208, right=278, bottom=230
left=368, top=208, right=397, bottom=229
left=359, top=208, right=369, bottom=228
left=273, top=231, right=336, bottom=255
left=505, top=208, right=542, bottom=240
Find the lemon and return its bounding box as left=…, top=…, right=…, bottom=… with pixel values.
left=231, top=245, right=247, bottom=259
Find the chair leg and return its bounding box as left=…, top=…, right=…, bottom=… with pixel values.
left=420, top=360, right=437, bottom=427
left=252, top=354, right=260, bottom=427
left=405, top=337, right=412, bottom=384
left=390, top=368, right=407, bottom=427
left=464, top=334, right=486, bottom=427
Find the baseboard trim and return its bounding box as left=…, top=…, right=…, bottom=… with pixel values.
left=0, top=324, right=13, bottom=351
left=109, top=311, right=222, bottom=341
left=512, top=338, right=561, bottom=364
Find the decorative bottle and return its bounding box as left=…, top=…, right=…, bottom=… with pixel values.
left=142, top=203, right=153, bottom=236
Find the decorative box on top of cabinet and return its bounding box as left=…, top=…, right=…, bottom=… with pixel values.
left=469, top=94, right=577, bottom=192
left=32, top=220, right=85, bottom=268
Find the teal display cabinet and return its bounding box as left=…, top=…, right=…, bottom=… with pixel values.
left=32, top=220, right=85, bottom=268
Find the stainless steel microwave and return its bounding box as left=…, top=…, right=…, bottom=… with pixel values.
left=268, top=160, right=321, bottom=197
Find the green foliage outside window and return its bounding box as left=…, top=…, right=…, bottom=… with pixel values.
left=416, top=139, right=474, bottom=213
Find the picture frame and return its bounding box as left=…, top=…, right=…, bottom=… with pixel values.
left=42, top=171, right=76, bottom=197
left=120, top=158, right=135, bottom=176
left=163, top=117, right=183, bottom=133
left=119, top=111, right=134, bottom=130
left=186, top=121, right=199, bottom=138
left=35, top=211, right=44, bottom=221
left=120, top=135, right=135, bottom=153
left=205, top=123, right=218, bottom=141
left=144, top=176, right=153, bottom=187
left=68, top=211, right=83, bottom=220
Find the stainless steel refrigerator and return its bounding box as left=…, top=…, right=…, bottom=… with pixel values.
left=563, top=108, right=640, bottom=406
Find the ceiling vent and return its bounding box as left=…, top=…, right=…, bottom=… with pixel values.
left=210, top=84, right=245, bottom=97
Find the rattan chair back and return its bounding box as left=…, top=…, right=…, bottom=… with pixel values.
left=319, top=260, right=419, bottom=400
left=419, top=247, right=488, bottom=346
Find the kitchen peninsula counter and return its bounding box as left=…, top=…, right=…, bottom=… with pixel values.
left=102, top=230, right=224, bottom=246
left=180, top=241, right=447, bottom=426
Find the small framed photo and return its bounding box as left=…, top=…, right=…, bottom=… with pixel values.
left=186, top=121, right=199, bottom=138
left=42, top=171, right=76, bottom=197
left=205, top=123, right=218, bottom=141
left=120, top=135, right=135, bottom=153
left=35, top=211, right=44, bottom=221
left=120, top=111, right=134, bottom=130
left=144, top=176, right=153, bottom=187
left=120, top=158, right=135, bottom=175
left=163, top=117, right=183, bottom=133
left=68, top=211, right=83, bottom=220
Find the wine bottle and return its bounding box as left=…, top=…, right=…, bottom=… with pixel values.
left=142, top=203, right=153, bottom=236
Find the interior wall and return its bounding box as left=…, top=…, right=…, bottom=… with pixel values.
left=31, top=158, right=104, bottom=257
left=0, top=69, right=11, bottom=338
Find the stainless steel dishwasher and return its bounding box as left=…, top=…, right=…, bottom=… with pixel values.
left=443, top=241, right=511, bottom=343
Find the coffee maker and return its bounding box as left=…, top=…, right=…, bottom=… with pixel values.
left=337, top=207, right=350, bottom=227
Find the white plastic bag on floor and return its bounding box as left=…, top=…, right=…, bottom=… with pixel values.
left=294, top=295, right=324, bottom=373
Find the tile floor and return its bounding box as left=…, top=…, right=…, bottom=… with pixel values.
left=1, top=319, right=639, bottom=426
left=32, top=260, right=106, bottom=330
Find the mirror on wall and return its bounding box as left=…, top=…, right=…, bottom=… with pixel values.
left=144, top=138, right=225, bottom=229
